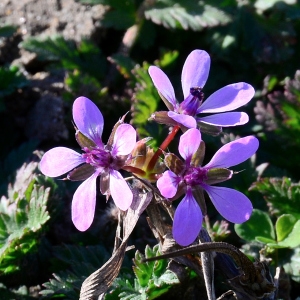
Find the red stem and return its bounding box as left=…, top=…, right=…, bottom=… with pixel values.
left=147, top=125, right=180, bottom=171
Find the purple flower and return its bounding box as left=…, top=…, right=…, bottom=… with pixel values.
left=157, top=128, right=259, bottom=246
left=40, top=97, right=136, bottom=231
left=148, top=50, right=255, bottom=130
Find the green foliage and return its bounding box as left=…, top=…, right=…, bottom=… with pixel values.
left=64, top=70, right=106, bottom=102
left=41, top=244, right=110, bottom=299
left=250, top=177, right=300, bottom=218
left=21, top=36, right=106, bottom=81
left=0, top=66, right=28, bottom=111
left=0, top=25, right=17, bottom=38
left=235, top=209, right=300, bottom=249
left=106, top=245, right=179, bottom=300
left=76, top=0, right=137, bottom=30
left=144, top=0, right=232, bottom=31
left=0, top=162, right=50, bottom=274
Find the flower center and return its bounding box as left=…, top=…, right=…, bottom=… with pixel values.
left=179, top=86, right=204, bottom=116
left=184, top=166, right=208, bottom=186
left=82, top=146, right=112, bottom=169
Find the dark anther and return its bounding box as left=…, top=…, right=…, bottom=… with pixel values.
left=190, top=87, right=204, bottom=101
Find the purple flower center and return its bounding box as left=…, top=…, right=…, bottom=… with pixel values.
left=184, top=166, right=208, bottom=186
left=82, top=146, right=112, bottom=169
left=179, top=86, right=204, bottom=116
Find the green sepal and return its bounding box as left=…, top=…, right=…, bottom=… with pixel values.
left=205, top=168, right=233, bottom=185
left=67, top=164, right=95, bottom=181
left=106, top=114, right=127, bottom=149
left=164, top=153, right=185, bottom=175
left=150, top=111, right=178, bottom=126
left=191, top=140, right=205, bottom=167
left=100, top=170, right=110, bottom=195
left=198, top=122, right=222, bottom=136
left=192, top=186, right=207, bottom=216
left=157, top=91, right=175, bottom=111
left=75, top=130, right=96, bottom=148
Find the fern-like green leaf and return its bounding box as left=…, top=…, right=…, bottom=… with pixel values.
left=0, top=66, right=28, bottom=106
left=106, top=245, right=179, bottom=300
left=21, top=36, right=106, bottom=81
left=250, top=177, right=300, bottom=218
left=0, top=173, right=50, bottom=273
left=144, top=0, right=231, bottom=31
left=40, top=244, right=110, bottom=298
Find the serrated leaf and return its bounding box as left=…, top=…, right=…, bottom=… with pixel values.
left=0, top=180, right=50, bottom=273
left=41, top=244, right=110, bottom=298
left=0, top=66, right=28, bottom=101
left=145, top=0, right=231, bottom=31
left=250, top=177, right=300, bottom=217
left=234, top=209, right=276, bottom=243
left=21, top=36, right=106, bottom=81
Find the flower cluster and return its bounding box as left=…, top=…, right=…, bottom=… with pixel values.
left=40, top=49, right=258, bottom=247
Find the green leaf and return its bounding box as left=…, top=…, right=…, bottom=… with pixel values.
left=250, top=177, right=300, bottom=217
left=107, top=245, right=179, bottom=300
left=41, top=244, right=110, bottom=298
left=276, top=215, right=300, bottom=248
left=21, top=36, right=106, bottom=81
left=234, top=209, right=276, bottom=243
left=0, top=164, right=51, bottom=273
left=0, top=66, right=28, bottom=101
left=0, top=25, right=17, bottom=37
left=145, top=0, right=231, bottom=31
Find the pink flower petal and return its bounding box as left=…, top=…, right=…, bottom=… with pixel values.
left=198, top=112, right=249, bottom=127
left=168, top=111, right=197, bottom=128
left=110, top=169, right=133, bottom=211
left=157, top=170, right=180, bottom=198
left=198, top=83, right=255, bottom=113
left=173, top=190, right=203, bottom=246
left=73, top=96, right=104, bottom=146
left=111, top=124, right=136, bottom=156
left=178, top=128, right=201, bottom=162
left=40, top=147, right=85, bottom=177
left=181, top=50, right=210, bottom=99
left=203, top=185, right=252, bottom=224
left=148, top=66, right=177, bottom=108
left=72, top=173, right=97, bottom=231
left=204, top=136, right=259, bottom=169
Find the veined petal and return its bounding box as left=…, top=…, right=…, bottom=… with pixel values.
left=198, top=112, right=249, bottom=127
left=173, top=190, right=203, bottom=246
left=40, top=147, right=85, bottom=177
left=111, top=124, right=136, bottom=156
left=198, top=83, right=255, bottom=113
left=157, top=170, right=180, bottom=198
left=73, top=96, right=104, bottom=146
left=202, top=185, right=252, bottom=224
left=148, top=66, right=177, bottom=108
left=181, top=50, right=210, bottom=99
left=168, top=111, right=197, bottom=128
left=72, top=173, right=97, bottom=231
left=204, top=136, right=259, bottom=169
left=179, top=128, right=201, bottom=162
left=110, top=169, right=133, bottom=211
